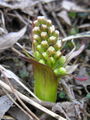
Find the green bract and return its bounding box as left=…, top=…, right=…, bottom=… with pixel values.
left=32, top=16, right=67, bottom=102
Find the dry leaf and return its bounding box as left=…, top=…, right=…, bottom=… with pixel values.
left=61, top=0, right=90, bottom=12
left=0, top=65, right=40, bottom=101
left=65, top=65, right=78, bottom=74
left=8, top=107, right=30, bottom=120
left=0, top=26, right=26, bottom=53
left=0, top=95, right=14, bottom=119
left=58, top=10, right=71, bottom=26
left=65, top=44, right=85, bottom=64
left=0, top=0, right=54, bottom=15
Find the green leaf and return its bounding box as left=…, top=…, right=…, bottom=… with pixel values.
left=21, top=56, right=58, bottom=102
left=68, top=12, right=76, bottom=18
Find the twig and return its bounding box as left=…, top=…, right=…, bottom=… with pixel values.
left=78, top=24, right=90, bottom=29
left=0, top=80, right=67, bottom=120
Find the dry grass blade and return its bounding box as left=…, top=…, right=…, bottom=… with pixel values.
left=1, top=69, right=39, bottom=120
left=3, top=89, right=34, bottom=120
left=0, top=26, right=26, bottom=53
left=62, top=31, right=90, bottom=42
left=0, top=80, right=67, bottom=120
left=0, top=65, right=40, bottom=102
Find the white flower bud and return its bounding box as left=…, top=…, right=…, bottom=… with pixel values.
left=46, top=20, right=52, bottom=26
left=34, top=20, right=39, bottom=26
left=41, top=32, right=47, bottom=39
left=54, top=51, right=61, bottom=59
left=41, top=40, right=48, bottom=48
left=54, top=40, right=62, bottom=50
left=33, top=27, right=40, bottom=34
left=47, top=46, right=55, bottom=55
left=48, top=36, right=56, bottom=44
left=54, top=30, right=59, bottom=38
left=37, top=16, right=46, bottom=24
left=40, top=24, right=47, bottom=31
left=33, top=34, right=40, bottom=42
left=37, top=16, right=45, bottom=20
left=49, top=25, right=55, bottom=34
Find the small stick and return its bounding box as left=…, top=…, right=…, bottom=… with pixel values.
left=0, top=80, right=67, bottom=120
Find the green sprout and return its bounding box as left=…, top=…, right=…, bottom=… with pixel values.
left=19, top=16, right=81, bottom=103
left=32, top=16, right=69, bottom=102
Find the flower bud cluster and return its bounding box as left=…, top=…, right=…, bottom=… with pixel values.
left=32, top=16, right=67, bottom=77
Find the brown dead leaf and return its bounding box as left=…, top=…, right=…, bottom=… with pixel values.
left=0, top=26, right=26, bottom=53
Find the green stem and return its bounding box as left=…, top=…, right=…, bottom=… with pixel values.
left=33, top=63, right=58, bottom=102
